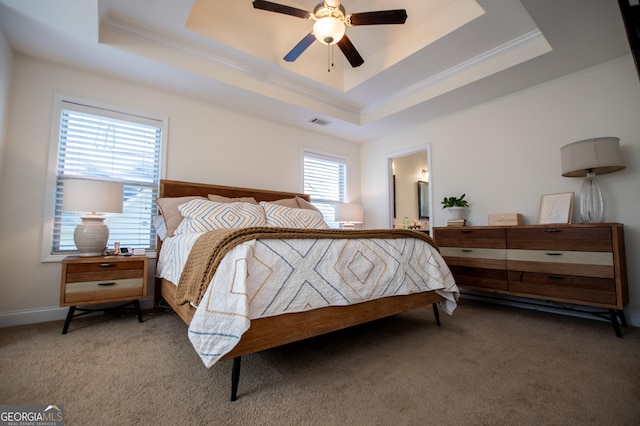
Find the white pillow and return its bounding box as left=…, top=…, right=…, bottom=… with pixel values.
left=174, top=199, right=266, bottom=234
left=260, top=201, right=329, bottom=229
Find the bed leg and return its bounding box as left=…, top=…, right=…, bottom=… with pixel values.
left=231, top=357, right=241, bottom=401
left=432, top=304, right=441, bottom=326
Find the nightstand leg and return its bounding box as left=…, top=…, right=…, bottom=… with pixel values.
left=133, top=300, right=143, bottom=323
left=62, top=306, right=76, bottom=334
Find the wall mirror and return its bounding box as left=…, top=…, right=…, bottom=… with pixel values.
left=387, top=145, right=432, bottom=233
left=418, top=180, right=429, bottom=219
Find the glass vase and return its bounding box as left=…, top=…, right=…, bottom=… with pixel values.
left=579, top=171, right=605, bottom=223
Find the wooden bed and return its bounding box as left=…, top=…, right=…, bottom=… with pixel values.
left=156, top=179, right=445, bottom=400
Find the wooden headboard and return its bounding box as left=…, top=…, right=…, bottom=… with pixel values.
left=159, top=179, right=310, bottom=202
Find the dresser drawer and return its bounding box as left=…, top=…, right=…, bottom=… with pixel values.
left=507, top=271, right=617, bottom=305
left=506, top=227, right=612, bottom=251
left=434, top=227, right=505, bottom=248
left=449, top=266, right=508, bottom=291
left=440, top=247, right=506, bottom=269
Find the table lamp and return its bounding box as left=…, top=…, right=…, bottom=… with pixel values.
left=62, top=178, right=124, bottom=256
left=561, top=137, right=625, bottom=223
left=335, top=203, right=363, bottom=229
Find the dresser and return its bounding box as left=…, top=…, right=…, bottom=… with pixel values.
left=433, top=224, right=628, bottom=336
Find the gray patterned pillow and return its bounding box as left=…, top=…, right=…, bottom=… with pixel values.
left=260, top=202, right=329, bottom=229
left=174, top=199, right=266, bottom=234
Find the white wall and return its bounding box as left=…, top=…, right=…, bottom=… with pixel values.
left=362, top=55, right=640, bottom=324
left=0, top=25, right=12, bottom=181
left=0, top=54, right=360, bottom=326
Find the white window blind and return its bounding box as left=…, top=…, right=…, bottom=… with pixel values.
left=50, top=101, right=163, bottom=255
left=303, top=152, right=346, bottom=228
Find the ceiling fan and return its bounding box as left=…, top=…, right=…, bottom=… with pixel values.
left=252, top=0, right=408, bottom=68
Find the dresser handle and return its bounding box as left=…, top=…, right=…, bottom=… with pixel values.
left=545, top=229, right=561, bottom=233
left=100, top=263, right=116, bottom=268
left=461, top=249, right=473, bottom=253
left=98, top=282, right=116, bottom=286
left=545, top=252, right=562, bottom=256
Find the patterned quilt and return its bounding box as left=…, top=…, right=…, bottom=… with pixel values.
left=157, top=228, right=458, bottom=367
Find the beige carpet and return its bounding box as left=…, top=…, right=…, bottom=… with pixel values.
left=1, top=299, right=639, bottom=425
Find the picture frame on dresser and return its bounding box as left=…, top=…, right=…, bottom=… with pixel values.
left=538, top=192, right=573, bottom=224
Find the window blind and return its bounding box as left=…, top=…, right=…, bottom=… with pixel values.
left=51, top=102, right=163, bottom=254
left=303, top=152, right=346, bottom=228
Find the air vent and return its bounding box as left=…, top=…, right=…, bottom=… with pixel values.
left=309, top=118, right=331, bottom=126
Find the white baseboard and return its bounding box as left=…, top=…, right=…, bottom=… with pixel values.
left=0, top=297, right=155, bottom=328
left=461, top=291, right=640, bottom=328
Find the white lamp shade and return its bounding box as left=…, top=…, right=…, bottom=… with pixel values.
left=561, top=137, right=625, bottom=177
left=335, top=203, right=364, bottom=224
left=63, top=179, right=124, bottom=214
left=313, top=17, right=346, bottom=45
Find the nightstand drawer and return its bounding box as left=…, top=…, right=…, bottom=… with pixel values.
left=64, top=260, right=145, bottom=283
left=64, top=277, right=144, bottom=304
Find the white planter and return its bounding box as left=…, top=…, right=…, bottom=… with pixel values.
left=446, top=207, right=467, bottom=220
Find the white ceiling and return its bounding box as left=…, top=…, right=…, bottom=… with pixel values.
left=0, top=0, right=632, bottom=143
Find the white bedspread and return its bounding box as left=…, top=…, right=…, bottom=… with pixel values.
left=158, top=233, right=458, bottom=367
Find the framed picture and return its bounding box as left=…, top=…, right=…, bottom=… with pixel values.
left=538, top=192, right=574, bottom=224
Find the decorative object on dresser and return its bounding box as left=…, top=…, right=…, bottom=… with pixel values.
left=433, top=224, right=628, bottom=337
left=441, top=194, right=469, bottom=225
left=560, top=137, right=625, bottom=223
left=62, top=178, right=124, bottom=257
left=537, top=192, right=574, bottom=224
left=334, top=202, right=364, bottom=229
left=60, top=255, right=148, bottom=334
left=488, top=213, right=523, bottom=226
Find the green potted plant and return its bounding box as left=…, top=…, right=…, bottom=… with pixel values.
left=441, top=194, right=469, bottom=220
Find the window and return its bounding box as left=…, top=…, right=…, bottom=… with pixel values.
left=303, top=151, right=347, bottom=228
left=45, top=98, right=164, bottom=257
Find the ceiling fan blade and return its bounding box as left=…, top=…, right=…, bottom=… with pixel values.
left=284, top=32, right=316, bottom=62
left=348, top=10, right=408, bottom=26
left=252, top=0, right=311, bottom=19
left=337, top=35, right=364, bottom=67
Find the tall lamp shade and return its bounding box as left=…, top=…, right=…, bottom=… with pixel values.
left=560, top=137, right=625, bottom=223
left=335, top=203, right=364, bottom=229
left=63, top=179, right=123, bottom=256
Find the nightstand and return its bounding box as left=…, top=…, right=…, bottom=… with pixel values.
left=60, top=255, right=148, bottom=334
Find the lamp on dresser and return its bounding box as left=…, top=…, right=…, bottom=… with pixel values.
left=335, top=202, right=364, bottom=229
left=62, top=178, right=123, bottom=256
left=560, top=137, right=625, bottom=223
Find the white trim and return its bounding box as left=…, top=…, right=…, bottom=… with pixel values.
left=0, top=297, right=156, bottom=328
left=386, top=144, right=432, bottom=231
left=461, top=292, right=640, bottom=328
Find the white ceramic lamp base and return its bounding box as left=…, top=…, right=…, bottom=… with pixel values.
left=74, top=215, right=109, bottom=257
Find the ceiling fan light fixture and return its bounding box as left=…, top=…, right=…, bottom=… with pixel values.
left=313, top=17, right=345, bottom=45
